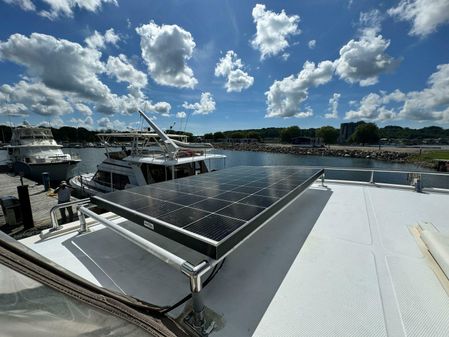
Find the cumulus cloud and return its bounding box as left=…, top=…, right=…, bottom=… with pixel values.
left=70, top=116, right=94, bottom=128
left=0, top=81, right=73, bottom=116
left=74, top=103, right=92, bottom=116
left=2, top=0, right=35, bottom=11
left=0, top=103, right=29, bottom=117
left=345, top=64, right=449, bottom=122
left=251, top=4, right=300, bottom=60
left=106, top=54, right=147, bottom=92
left=176, top=111, right=186, bottom=118
left=85, top=28, right=120, bottom=50
left=136, top=21, right=197, bottom=88
left=39, top=0, right=118, bottom=20
left=182, top=92, right=216, bottom=115
left=265, top=60, right=334, bottom=118
left=97, top=116, right=127, bottom=130
left=0, top=32, right=159, bottom=118
left=214, top=50, right=254, bottom=92
left=0, top=33, right=110, bottom=103
left=308, top=40, right=316, bottom=49
left=325, top=93, right=341, bottom=118
left=388, top=0, right=449, bottom=37
left=334, top=30, right=398, bottom=86
left=149, top=101, right=171, bottom=116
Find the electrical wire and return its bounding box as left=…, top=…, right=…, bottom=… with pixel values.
left=160, top=258, right=226, bottom=314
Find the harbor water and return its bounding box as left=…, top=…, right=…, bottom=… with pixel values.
left=1, top=148, right=447, bottom=188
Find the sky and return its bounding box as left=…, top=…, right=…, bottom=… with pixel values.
left=0, top=0, right=449, bottom=135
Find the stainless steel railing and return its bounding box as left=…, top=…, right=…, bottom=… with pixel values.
left=49, top=198, right=90, bottom=230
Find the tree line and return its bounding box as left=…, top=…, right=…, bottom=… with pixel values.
left=2, top=123, right=449, bottom=145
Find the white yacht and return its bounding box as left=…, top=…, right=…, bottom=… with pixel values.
left=70, top=110, right=226, bottom=196
left=1, top=166, right=449, bottom=336
left=6, top=125, right=81, bottom=181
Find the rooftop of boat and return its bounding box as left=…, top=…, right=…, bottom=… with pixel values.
left=19, top=173, right=449, bottom=336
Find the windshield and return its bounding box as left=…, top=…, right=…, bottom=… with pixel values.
left=0, top=263, right=154, bottom=337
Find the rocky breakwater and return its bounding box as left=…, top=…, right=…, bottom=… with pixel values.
left=213, top=143, right=412, bottom=163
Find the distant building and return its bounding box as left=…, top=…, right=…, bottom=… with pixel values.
left=339, top=121, right=365, bottom=143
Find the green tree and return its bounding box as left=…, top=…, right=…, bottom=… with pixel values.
left=246, top=131, right=261, bottom=141
left=316, top=126, right=339, bottom=144
left=351, top=123, right=380, bottom=145
left=230, top=131, right=246, bottom=139
left=213, top=131, right=225, bottom=141
left=203, top=133, right=213, bottom=140
left=280, top=126, right=301, bottom=143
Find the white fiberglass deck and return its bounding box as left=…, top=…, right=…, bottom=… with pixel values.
left=21, top=181, right=449, bottom=337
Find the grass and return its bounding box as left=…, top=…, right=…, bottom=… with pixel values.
left=409, top=150, right=449, bottom=163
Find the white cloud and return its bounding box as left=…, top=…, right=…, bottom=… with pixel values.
left=38, top=116, right=64, bottom=128
left=345, top=64, right=449, bottom=121
left=97, top=116, right=126, bottom=130
left=70, top=116, right=94, bottom=128
left=0, top=103, right=29, bottom=117
left=251, top=4, right=300, bottom=60
left=74, top=103, right=92, bottom=116
left=85, top=28, right=120, bottom=50
left=0, top=33, right=110, bottom=103
left=39, top=0, right=118, bottom=20
left=334, top=30, right=398, bottom=86
left=388, top=0, right=449, bottom=37
left=176, top=111, right=186, bottom=118
left=265, top=61, right=334, bottom=118
left=149, top=101, right=171, bottom=116
left=182, top=92, right=216, bottom=115
left=0, top=33, right=160, bottom=119
left=136, top=21, right=197, bottom=88
left=106, top=54, right=147, bottom=91
left=0, top=81, right=73, bottom=116
left=308, top=40, right=316, bottom=49
left=325, top=93, right=340, bottom=118
left=214, top=50, right=254, bottom=92
left=2, top=0, right=35, bottom=11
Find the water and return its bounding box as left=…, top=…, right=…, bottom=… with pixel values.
left=2, top=148, right=447, bottom=188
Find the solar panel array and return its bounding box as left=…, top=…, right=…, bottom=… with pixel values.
left=92, top=166, right=323, bottom=259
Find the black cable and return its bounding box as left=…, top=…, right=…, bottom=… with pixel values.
left=160, top=259, right=226, bottom=314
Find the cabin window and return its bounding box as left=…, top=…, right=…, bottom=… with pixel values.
left=141, top=164, right=171, bottom=183
left=112, top=173, right=130, bottom=190
left=93, top=170, right=111, bottom=187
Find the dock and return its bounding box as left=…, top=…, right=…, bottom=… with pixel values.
left=0, top=173, right=77, bottom=232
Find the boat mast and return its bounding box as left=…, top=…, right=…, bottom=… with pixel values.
left=138, top=110, right=179, bottom=159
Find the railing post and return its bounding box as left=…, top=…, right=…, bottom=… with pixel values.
left=78, top=207, right=88, bottom=233
left=321, top=172, right=325, bottom=186
left=369, top=170, right=375, bottom=184
left=181, top=261, right=212, bottom=333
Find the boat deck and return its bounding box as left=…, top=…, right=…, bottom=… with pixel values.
left=21, top=181, right=449, bottom=336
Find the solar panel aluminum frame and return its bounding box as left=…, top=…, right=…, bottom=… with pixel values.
left=92, top=168, right=324, bottom=260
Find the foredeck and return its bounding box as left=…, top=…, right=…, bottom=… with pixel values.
left=20, top=181, right=449, bottom=336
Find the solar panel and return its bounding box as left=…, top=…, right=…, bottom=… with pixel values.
left=91, top=166, right=324, bottom=259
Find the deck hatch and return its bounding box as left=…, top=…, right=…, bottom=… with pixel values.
left=91, top=166, right=323, bottom=259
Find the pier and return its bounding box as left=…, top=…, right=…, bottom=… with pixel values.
left=0, top=173, right=77, bottom=235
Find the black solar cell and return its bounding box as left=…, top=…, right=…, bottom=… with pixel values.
left=92, top=166, right=324, bottom=259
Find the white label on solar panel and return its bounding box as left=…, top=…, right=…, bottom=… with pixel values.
left=144, top=221, right=154, bottom=230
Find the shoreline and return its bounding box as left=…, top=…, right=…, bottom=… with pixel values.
left=212, top=142, right=439, bottom=169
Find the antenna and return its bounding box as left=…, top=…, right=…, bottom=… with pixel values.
left=138, top=110, right=179, bottom=159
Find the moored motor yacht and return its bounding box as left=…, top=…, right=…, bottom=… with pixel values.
left=70, top=110, right=226, bottom=196
left=6, top=125, right=81, bottom=181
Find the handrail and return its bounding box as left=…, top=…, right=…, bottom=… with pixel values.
left=50, top=198, right=90, bottom=230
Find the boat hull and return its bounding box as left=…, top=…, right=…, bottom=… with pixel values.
left=13, top=160, right=80, bottom=182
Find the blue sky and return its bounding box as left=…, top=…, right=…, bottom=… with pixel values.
left=0, top=0, right=449, bottom=134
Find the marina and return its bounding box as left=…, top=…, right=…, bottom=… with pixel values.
left=0, top=173, right=77, bottom=230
